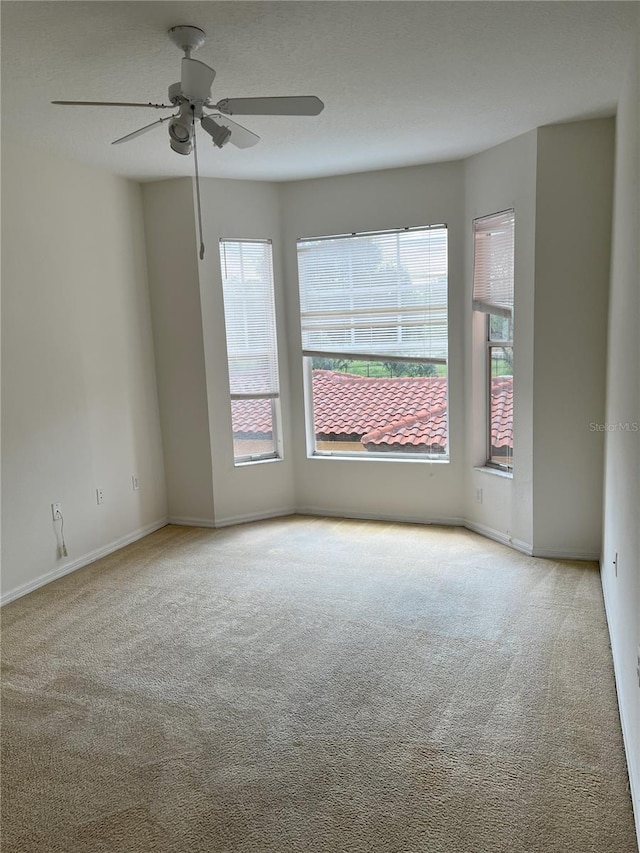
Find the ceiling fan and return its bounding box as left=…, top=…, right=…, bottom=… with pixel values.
left=52, top=25, right=325, bottom=258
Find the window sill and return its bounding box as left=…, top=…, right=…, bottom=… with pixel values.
left=474, top=465, right=513, bottom=479
left=234, top=455, right=282, bottom=468
left=309, top=452, right=450, bottom=464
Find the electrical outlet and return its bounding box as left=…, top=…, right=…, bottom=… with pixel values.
left=132, top=475, right=140, bottom=491
left=51, top=502, right=62, bottom=521
left=96, top=488, right=104, bottom=505
left=474, top=487, right=483, bottom=504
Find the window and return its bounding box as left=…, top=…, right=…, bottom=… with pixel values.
left=472, top=210, right=514, bottom=470
left=296, top=225, right=448, bottom=459
left=219, top=239, right=281, bottom=464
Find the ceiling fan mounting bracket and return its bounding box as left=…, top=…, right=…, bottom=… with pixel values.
left=168, top=26, right=206, bottom=56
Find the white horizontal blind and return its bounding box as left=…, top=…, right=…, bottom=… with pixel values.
left=473, top=210, right=515, bottom=318
left=220, top=239, right=279, bottom=398
left=297, top=226, right=448, bottom=363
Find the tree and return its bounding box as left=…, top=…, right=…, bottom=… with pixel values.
left=381, top=361, right=436, bottom=378
left=311, top=356, right=351, bottom=372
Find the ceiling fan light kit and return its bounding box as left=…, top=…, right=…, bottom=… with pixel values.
left=51, top=25, right=324, bottom=257
left=201, top=115, right=232, bottom=149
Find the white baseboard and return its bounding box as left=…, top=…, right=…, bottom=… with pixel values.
left=213, top=507, right=296, bottom=528
left=463, top=520, right=527, bottom=552
left=168, top=509, right=296, bottom=529
left=600, top=572, right=640, bottom=848
left=167, top=516, right=217, bottom=528
left=299, top=511, right=596, bottom=561
left=463, top=521, right=600, bottom=561
left=298, top=505, right=465, bottom=527
left=170, top=507, right=599, bottom=565
left=213, top=508, right=597, bottom=563
left=532, top=546, right=601, bottom=561
left=510, top=537, right=534, bottom=555
left=172, top=509, right=536, bottom=560
left=1, top=519, right=168, bottom=606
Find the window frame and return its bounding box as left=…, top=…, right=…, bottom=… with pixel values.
left=472, top=209, right=515, bottom=473
left=297, top=224, right=449, bottom=462
left=485, top=318, right=514, bottom=472
left=219, top=237, right=283, bottom=466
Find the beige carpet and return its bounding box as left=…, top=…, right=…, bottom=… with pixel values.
left=1, top=516, right=637, bottom=852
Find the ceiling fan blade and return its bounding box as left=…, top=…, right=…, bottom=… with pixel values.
left=112, top=114, right=177, bottom=145
left=52, top=100, right=173, bottom=109
left=215, top=96, right=324, bottom=116
left=181, top=58, right=216, bottom=103
left=205, top=115, right=260, bottom=149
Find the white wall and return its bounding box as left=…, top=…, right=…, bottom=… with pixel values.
left=533, top=119, right=615, bottom=558
left=601, top=20, right=640, bottom=841
left=142, top=177, right=295, bottom=528
left=142, top=179, right=215, bottom=525
left=464, top=130, right=538, bottom=551
left=196, top=178, right=295, bottom=525
left=280, top=162, right=466, bottom=523
left=1, top=142, right=167, bottom=602
left=464, top=120, right=615, bottom=561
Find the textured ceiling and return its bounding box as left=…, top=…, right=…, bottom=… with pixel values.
left=1, top=1, right=637, bottom=182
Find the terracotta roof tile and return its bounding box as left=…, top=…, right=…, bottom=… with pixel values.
left=231, top=398, right=272, bottom=436
left=312, top=370, right=448, bottom=440
left=490, top=376, right=513, bottom=448
left=362, top=405, right=448, bottom=450
left=231, top=370, right=513, bottom=453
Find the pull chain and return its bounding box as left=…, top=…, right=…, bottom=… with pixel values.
left=192, top=106, right=205, bottom=260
